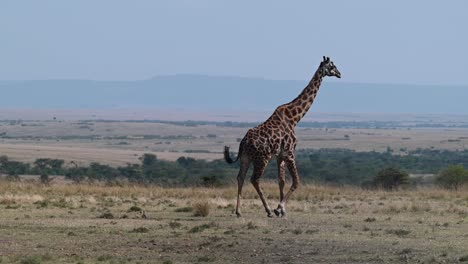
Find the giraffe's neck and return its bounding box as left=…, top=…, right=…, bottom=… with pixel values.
left=284, top=69, right=324, bottom=127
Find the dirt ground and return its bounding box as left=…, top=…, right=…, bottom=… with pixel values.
left=1, top=181, right=467, bottom=263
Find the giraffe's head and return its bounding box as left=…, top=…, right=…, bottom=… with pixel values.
left=319, top=56, right=341, bottom=78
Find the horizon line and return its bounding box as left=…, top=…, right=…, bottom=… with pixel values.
left=0, top=74, right=467, bottom=88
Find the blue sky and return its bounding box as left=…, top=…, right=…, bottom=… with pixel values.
left=1, top=0, right=467, bottom=85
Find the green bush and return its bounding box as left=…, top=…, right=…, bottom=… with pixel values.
left=435, top=165, right=468, bottom=190
left=20, top=256, right=42, bottom=264
left=373, top=167, right=410, bottom=190
left=33, top=158, right=64, bottom=175
left=0, top=155, right=30, bottom=178
left=2, top=148, right=468, bottom=187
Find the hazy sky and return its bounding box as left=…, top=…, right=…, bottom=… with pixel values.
left=1, top=1, right=467, bottom=85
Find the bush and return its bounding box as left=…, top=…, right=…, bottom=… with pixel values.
left=88, top=163, right=118, bottom=181
left=20, top=256, right=42, bottom=264
left=189, top=222, right=217, bottom=233
left=0, top=155, right=30, bottom=178
left=65, top=165, right=88, bottom=183
left=130, top=227, right=149, bottom=233
left=192, top=201, right=210, bottom=217
left=435, top=165, right=468, bottom=190
left=97, top=212, right=114, bottom=219
left=128, top=205, right=142, bottom=212
left=200, top=175, right=221, bottom=187
left=373, top=167, right=410, bottom=190
left=33, top=158, right=64, bottom=175
left=175, top=206, right=193, bottom=213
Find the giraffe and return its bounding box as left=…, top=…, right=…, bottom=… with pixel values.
left=224, top=56, right=341, bottom=217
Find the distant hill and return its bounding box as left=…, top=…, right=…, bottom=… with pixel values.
left=1, top=75, right=467, bottom=114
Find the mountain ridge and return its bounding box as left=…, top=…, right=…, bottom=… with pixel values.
left=1, top=75, right=467, bottom=114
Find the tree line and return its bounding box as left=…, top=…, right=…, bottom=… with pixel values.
left=76, top=119, right=468, bottom=129
left=1, top=148, right=468, bottom=189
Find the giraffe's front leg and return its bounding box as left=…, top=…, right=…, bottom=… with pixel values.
left=276, top=154, right=300, bottom=217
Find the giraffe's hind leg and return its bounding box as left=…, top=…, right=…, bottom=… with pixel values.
left=235, top=157, right=250, bottom=217
left=251, top=159, right=273, bottom=217
left=274, top=158, right=286, bottom=217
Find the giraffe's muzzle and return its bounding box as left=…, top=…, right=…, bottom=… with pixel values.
left=335, top=70, right=341, bottom=78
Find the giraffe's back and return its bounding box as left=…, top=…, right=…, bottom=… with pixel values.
left=240, top=116, right=297, bottom=160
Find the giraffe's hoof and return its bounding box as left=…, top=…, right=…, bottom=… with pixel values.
left=236, top=212, right=242, bottom=218
left=274, top=208, right=286, bottom=217
left=280, top=210, right=286, bottom=217
left=273, top=208, right=281, bottom=217
left=267, top=212, right=274, bottom=218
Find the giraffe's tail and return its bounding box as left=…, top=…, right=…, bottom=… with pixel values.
left=224, top=146, right=240, bottom=164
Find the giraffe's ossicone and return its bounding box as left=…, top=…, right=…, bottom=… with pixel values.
left=224, top=56, right=341, bottom=217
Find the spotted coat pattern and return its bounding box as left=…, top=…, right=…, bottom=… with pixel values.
left=225, top=57, right=341, bottom=217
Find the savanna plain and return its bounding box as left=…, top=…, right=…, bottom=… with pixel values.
left=1, top=117, right=468, bottom=263
left=1, top=182, right=468, bottom=263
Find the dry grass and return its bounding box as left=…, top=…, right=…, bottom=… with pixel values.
left=0, top=179, right=467, bottom=263
left=1, top=179, right=467, bottom=207
left=192, top=200, right=211, bottom=217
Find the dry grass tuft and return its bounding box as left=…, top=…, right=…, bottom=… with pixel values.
left=192, top=200, right=211, bottom=217
left=131, top=227, right=150, bottom=233
left=0, top=197, right=16, bottom=205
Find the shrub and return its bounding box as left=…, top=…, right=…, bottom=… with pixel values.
left=97, top=212, right=114, bottom=219
left=33, top=158, right=64, bottom=175
left=65, top=163, right=87, bottom=183
left=197, top=256, right=213, bottom=262
left=20, top=256, right=42, bottom=264
left=130, top=227, right=149, bottom=233
left=88, top=163, right=118, bottom=181
left=97, top=255, right=112, bottom=262
left=386, top=229, right=411, bottom=237
left=200, top=175, right=222, bottom=187
left=175, top=206, right=193, bottom=213
left=192, top=201, right=210, bottom=217
left=169, top=221, right=182, bottom=229
left=460, top=255, right=468, bottom=262
left=435, top=165, right=468, bottom=190
left=141, top=153, right=157, bottom=168
left=189, top=222, right=216, bottom=233
left=0, top=155, right=30, bottom=178
left=246, top=221, right=257, bottom=230
left=128, top=205, right=142, bottom=212
left=373, top=167, right=410, bottom=190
